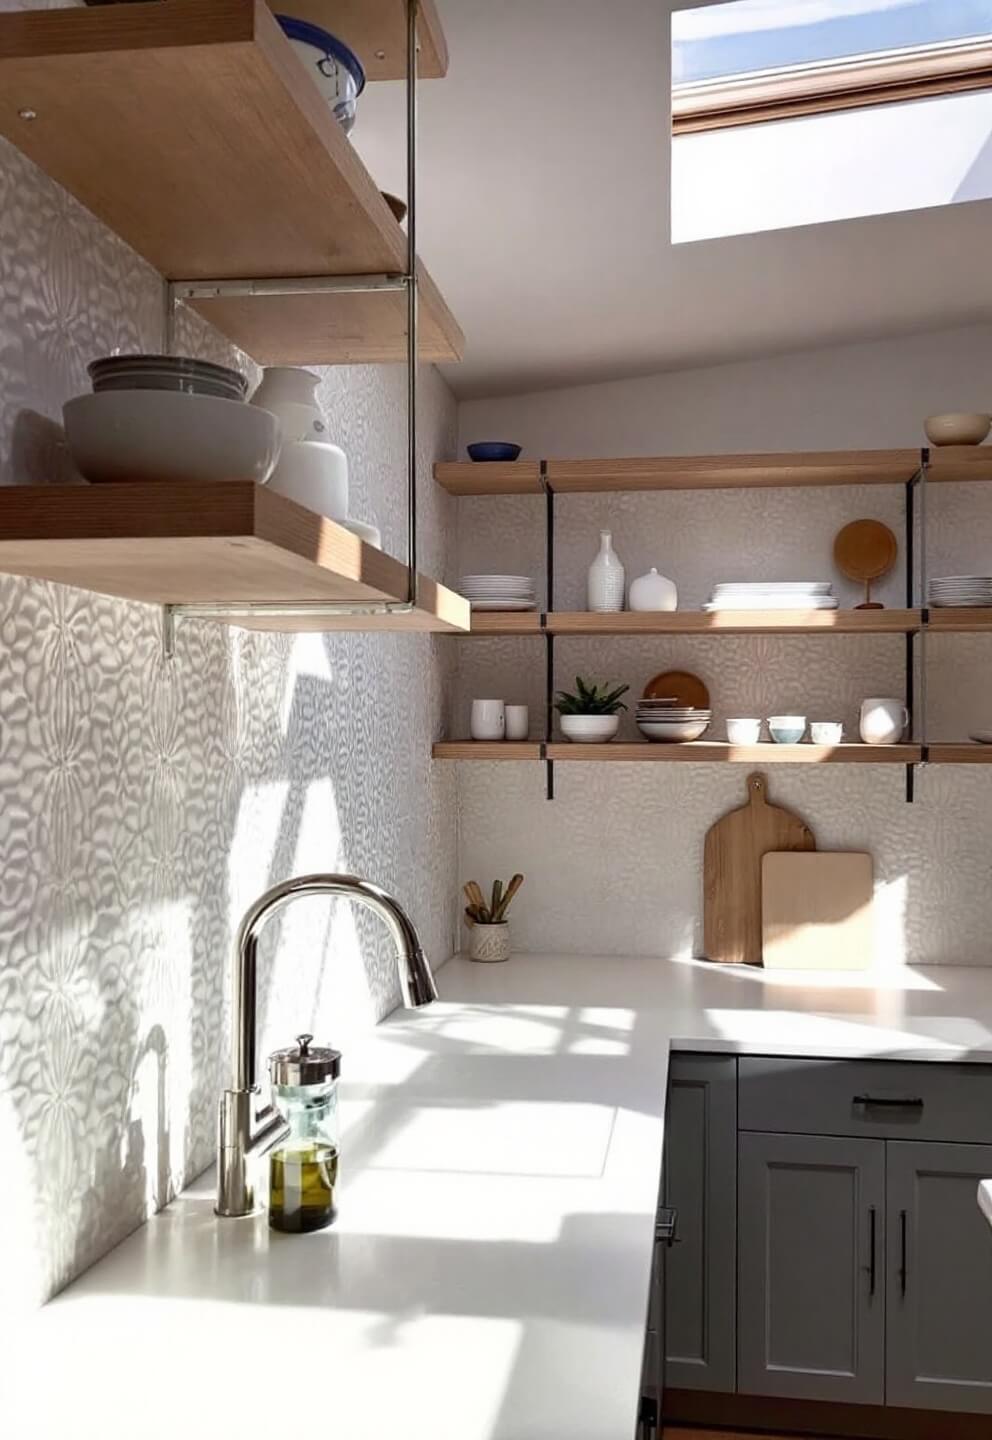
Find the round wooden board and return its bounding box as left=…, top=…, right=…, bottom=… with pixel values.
left=643, top=669, right=710, bottom=708
left=833, top=518, right=897, bottom=583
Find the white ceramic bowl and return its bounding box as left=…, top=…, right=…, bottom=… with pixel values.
left=811, top=722, right=844, bottom=746
left=638, top=718, right=709, bottom=743
left=768, top=715, right=807, bottom=744
left=924, top=413, right=991, bottom=447
left=726, top=718, right=762, bottom=745
left=63, top=390, right=281, bottom=485
left=560, top=714, right=620, bottom=743
left=267, top=440, right=349, bottom=520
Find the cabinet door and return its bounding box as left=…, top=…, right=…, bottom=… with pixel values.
left=738, top=1131, right=885, bottom=1404
left=663, top=1054, right=736, bottom=1393
left=886, top=1140, right=992, bottom=1414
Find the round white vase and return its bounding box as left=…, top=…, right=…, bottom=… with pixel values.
left=251, top=367, right=329, bottom=443
left=587, top=529, right=625, bottom=612
left=629, top=567, right=678, bottom=612
left=469, top=923, right=511, bottom=963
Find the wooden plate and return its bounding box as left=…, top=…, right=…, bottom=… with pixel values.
left=833, top=519, right=897, bottom=583
left=643, top=669, right=710, bottom=708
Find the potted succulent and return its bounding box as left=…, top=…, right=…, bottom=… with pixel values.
left=555, top=675, right=629, bottom=743
left=463, top=876, right=524, bottom=962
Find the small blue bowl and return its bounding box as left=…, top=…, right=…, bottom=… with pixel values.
left=467, top=442, right=522, bottom=463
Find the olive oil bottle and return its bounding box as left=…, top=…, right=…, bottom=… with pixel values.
left=267, top=1034, right=341, bottom=1235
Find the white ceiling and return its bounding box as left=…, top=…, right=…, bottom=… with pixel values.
left=354, top=0, right=992, bottom=400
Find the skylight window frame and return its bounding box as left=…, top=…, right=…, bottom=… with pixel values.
left=672, top=33, right=992, bottom=134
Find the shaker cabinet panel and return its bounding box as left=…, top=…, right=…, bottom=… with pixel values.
left=663, top=1054, right=737, bottom=1394
left=886, top=1141, right=992, bottom=1414
left=738, top=1131, right=885, bottom=1405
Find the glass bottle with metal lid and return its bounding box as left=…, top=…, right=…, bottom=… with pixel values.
left=267, top=1033, right=341, bottom=1233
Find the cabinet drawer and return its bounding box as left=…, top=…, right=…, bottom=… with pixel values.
left=738, top=1058, right=992, bottom=1144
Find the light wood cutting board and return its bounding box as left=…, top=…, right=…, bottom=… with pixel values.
left=703, top=772, right=815, bottom=965
left=762, top=852, right=873, bottom=970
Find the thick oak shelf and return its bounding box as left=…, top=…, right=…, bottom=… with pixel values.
left=432, top=742, right=921, bottom=763
left=276, top=0, right=448, bottom=81
left=928, top=744, right=992, bottom=763
left=927, top=608, right=992, bottom=632
left=0, top=483, right=469, bottom=633
left=0, top=0, right=462, bottom=365
left=464, top=610, right=921, bottom=636
left=435, top=447, right=992, bottom=497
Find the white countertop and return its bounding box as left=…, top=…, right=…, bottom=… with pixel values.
left=6, top=955, right=992, bottom=1440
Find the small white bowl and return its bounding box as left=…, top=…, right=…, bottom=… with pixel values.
left=811, top=722, right=844, bottom=746
left=63, top=389, right=280, bottom=485
left=637, top=718, right=709, bottom=743
left=726, top=718, right=762, bottom=745
left=925, top=413, right=991, bottom=447
left=768, top=715, right=807, bottom=744
left=560, top=714, right=620, bottom=743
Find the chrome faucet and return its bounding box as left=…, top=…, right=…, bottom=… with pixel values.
left=216, top=873, right=437, bottom=1217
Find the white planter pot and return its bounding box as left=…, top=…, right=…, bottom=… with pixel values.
left=469, top=923, right=511, bottom=963
left=560, top=714, right=620, bottom=743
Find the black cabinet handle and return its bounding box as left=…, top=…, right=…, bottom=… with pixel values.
left=853, top=1094, right=924, bottom=1110
left=868, top=1205, right=877, bottom=1296
left=655, top=1206, right=679, bottom=1246
left=899, top=1209, right=908, bottom=1296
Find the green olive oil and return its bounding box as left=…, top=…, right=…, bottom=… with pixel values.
left=269, top=1142, right=339, bottom=1233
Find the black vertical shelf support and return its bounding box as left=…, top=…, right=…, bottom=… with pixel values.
left=905, top=468, right=918, bottom=803
left=542, top=460, right=555, bottom=800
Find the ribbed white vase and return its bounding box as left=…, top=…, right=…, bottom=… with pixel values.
left=587, top=530, right=626, bottom=612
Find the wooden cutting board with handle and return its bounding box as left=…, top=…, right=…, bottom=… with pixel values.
left=703, top=772, right=815, bottom=965
left=762, top=852, right=873, bottom=970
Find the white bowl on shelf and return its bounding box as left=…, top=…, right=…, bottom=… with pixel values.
left=924, top=413, right=991, bottom=446
left=63, top=390, right=281, bottom=485
left=637, top=718, right=709, bottom=743
left=559, top=715, right=620, bottom=744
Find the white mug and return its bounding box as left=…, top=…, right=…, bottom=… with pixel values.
left=471, top=699, right=505, bottom=741
left=505, top=704, right=529, bottom=741
left=860, top=697, right=909, bottom=745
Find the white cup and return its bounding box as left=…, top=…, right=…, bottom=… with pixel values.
left=811, top=721, right=844, bottom=746
left=505, top=704, right=529, bottom=741
left=726, top=718, right=762, bottom=746
left=471, top=699, right=505, bottom=741
left=860, top=698, right=909, bottom=745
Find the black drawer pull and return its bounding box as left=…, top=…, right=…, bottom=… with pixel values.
left=853, top=1094, right=924, bottom=1110
left=868, top=1205, right=877, bottom=1296
left=655, top=1206, right=679, bottom=1245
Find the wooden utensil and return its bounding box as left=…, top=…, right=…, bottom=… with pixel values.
left=644, top=669, right=710, bottom=709
left=703, top=772, right=815, bottom=965
left=494, top=873, right=524, bottom=921
left=833, top=519, right=897, bottom=610
left=762, top=852, right=873, bottom=970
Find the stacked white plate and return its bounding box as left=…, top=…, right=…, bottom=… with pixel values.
left=704, top=581, right=837, bottom=612
left=459, top=574, right=537, bottom=611
left=929, top=576, right=992, bottom=608
left=636, top=698, right=711, bottom=743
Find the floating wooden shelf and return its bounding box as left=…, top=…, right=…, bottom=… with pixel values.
left=435, top=448, right=992, bottom=497
left=0, top=0, right=462, bottom=366
left=464, top=610, right=921, bottom=636
left=432, top=742, right=542, bottom=761
left=926, top=608, right=992, bottom=632
left=274, top=0, right=448, bottom=82
left=928, top=744, right=992, bottom=763
left=0, top=483, right=469, bottom=633
left=432, top=742, right=922, bottom=763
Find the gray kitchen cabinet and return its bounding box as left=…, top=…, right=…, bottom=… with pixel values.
left=737, top=1130, right=885, bottom=1405
left=886, top=1141, right=992, bottom=1414
left=662, top=1053, right=736, bottom=1394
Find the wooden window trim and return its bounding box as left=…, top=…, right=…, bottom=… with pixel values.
left=673, top=34, right=992, bottom=135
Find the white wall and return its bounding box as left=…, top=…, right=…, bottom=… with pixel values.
left=673, top=91, right=992, bottom=243
left=452, top=325, right=992, bottom=964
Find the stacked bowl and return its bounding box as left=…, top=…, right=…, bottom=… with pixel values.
left=636, top=697, right=712, bottom=743
left=64, top=354, right=280, bottom=485
left=458, top=575, right=537, bottom=611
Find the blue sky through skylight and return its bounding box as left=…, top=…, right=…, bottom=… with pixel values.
left=673, top=0, right=992, bottom=84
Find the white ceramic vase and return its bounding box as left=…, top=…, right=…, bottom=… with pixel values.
left=860, top=697, right=909, bottom=745
left=629, top=567, right=677, bottom=611
left=587, top=530, right=625, bottom=612
left=251, top=367, right=329, bottom=443
left=469, top=922, right=511, bottom=963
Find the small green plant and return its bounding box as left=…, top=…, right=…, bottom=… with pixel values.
left=554, top=675, right=629, bottom=716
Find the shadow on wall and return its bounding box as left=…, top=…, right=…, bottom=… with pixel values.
left=954, top=125, right=992, bottom=203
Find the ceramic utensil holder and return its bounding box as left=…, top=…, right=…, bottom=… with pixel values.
left=469, top=922, right=511, bottom=963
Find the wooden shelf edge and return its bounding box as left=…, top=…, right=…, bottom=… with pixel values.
left=926, top=608, right=992, bottom=632
left=546, top=742, right=922, bottom=764
left=433, top=461, right=543, bottom=496
left=928, top=744, right=992, bottom=763
left=547, top=609, right=921, bottom=635
left=432, top=742, right=542, bottom=760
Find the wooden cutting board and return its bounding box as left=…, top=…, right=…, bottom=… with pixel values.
left=762, top=852, right=873, bottom=970
left=703, top=773, right=815, bottom=965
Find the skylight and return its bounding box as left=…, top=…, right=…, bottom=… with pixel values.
left=674, top=0, right=992, bottom=87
